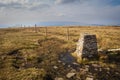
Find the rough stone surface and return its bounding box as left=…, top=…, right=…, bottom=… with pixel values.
left=66, top=72, right=76, bottom=78
left=75, top=33, right=98, bottom=60
left=53, top=66, right=58, bottom=69
left=55, top=77, right=64, bottom=80
left=86, top=77, right=94, bottom=80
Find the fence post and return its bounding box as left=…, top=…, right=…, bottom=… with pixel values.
left=67, top=27, right=69, bottom=40
left=35, top=24, right=37, bottom=33
left=45, top=27, right=47, bottom=38
left=21, top=24, right=22, bottom=27
left=24, top=25, right=25, bottom=28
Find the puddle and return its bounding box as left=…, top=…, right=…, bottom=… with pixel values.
left=59, top=53, right=82, bottom=70
left=59, top=53, right=76, bottom=64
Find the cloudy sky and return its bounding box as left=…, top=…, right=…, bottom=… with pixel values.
left=0, top=0, right=120, bottom=27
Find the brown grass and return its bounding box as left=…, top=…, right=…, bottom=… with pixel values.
left=0, top=26, right=120, bottom=80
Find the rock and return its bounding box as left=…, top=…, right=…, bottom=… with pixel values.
left=115, top=72, right=119, bottom=75
left=68, top=65, right=71, bottom=67
left=62, top=63, right=65, bottom=65
left=66, top=72, right=76, bottom=78
left=86, top=77, right=93, bottom=80
left=88, top=72, right=92, bottom=75
left=86, top=75, right=94, bottom=80
left=99, top=68, right=102, bottom=71
left=106, top=67, right=110, bottom=71
left=55, top=77, right=64, bottom=80
left=84, top=67, right=89, bottom=72
left=85, top=65, right=90, bottom=68
left=73, top=62, right=79, bottom=65
left=53, top=66, right=58, bottom=69
left=58, top=60, right=61, bottom=63
left=92, top=64, right=100, bottom=68
left=80, top=68, right=87, bottom=75
left=70, top=69, right=76, bottom=72
left=94, top=68, right=98, bottom=71
left=107, top=71, right=110, bottom=74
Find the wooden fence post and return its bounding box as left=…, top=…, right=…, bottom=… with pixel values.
left=45, top=27, right=47, bottom=38
left=35, top=24, right=37, bottom=33
left=67, top=27, right=69, bottom=40
left=24, top=25, right=25, bottom=30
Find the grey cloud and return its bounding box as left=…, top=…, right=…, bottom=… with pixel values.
left=29, top=4, right=50, bottom=11
left=0, top=2, right=50, bottom=10
left=0, top=0, right=120, bottom=25
left=55, top=0, right=80, bottom=4
left=0, top=2, right=23, bottom=9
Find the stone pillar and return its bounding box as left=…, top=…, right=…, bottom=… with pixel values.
left=75, top=33, right=98, bottom=60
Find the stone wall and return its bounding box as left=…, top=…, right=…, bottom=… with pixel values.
left=75, top=33, right=98, bottom=60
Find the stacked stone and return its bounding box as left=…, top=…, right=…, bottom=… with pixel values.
left=75, top=33, right=98, bottom=60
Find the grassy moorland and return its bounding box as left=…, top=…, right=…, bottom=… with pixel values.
left=0, top=26, right=120, bottom=80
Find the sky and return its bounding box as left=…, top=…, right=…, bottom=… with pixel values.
left=0, top=0, right=120, bottom=27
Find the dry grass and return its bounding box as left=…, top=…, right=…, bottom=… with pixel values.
left=0, top=26, right=120, bottom=80
left=34, top=26, right=120, bottom=49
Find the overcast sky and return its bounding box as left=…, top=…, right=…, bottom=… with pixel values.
left=0, top=0, right=120, bottom=26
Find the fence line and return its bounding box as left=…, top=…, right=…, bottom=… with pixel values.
left=24, top=26, right=70, bottom=40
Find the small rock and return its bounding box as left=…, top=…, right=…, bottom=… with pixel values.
left=87, top=75, right=94, bottom=78
left=71, top=69, right=76, bottom=72
left=115, top=72, right=119, bottom=75
left=99, top=68, right=102, bottom=71
left=92, top=64, right=100, bottom=68
left=86, top=77, right=93, bottom=80
left=73, top=62, right=79, bottom=65
left=66, top=72, right=76, bottom=78
left=85, top=65, right=90, bottom=68
left=88, top=72, right=92, bottom=75
left=58, top=60, right=61, bottom=63
left=53, top=66, right=58, bottom=69
left=55, top=77, right=64, bottom=80
left=68, top=65, right=71, bottom=67
left=94, top=68, right=98, bottom=71
left=106, top=67, right=110, bottom=71
left=85, top=67, right=89, bottom=72
left=80, top=68, right=87, bottom=75
left=62, top=63, right=65, bottom=65
left=107, top=71, right=110, bottom=74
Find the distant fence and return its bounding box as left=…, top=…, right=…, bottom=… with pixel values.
left=32, top=25, right=71, bottom=40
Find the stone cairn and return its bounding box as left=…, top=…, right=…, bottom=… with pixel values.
left=74, top=33, right=98, bottom=61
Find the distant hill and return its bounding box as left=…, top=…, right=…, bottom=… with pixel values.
left=0, top=24, right=9, bottom=28
left=0, top=21, right=120, bottom=28
left=37, top=21, right=86, bottom=26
